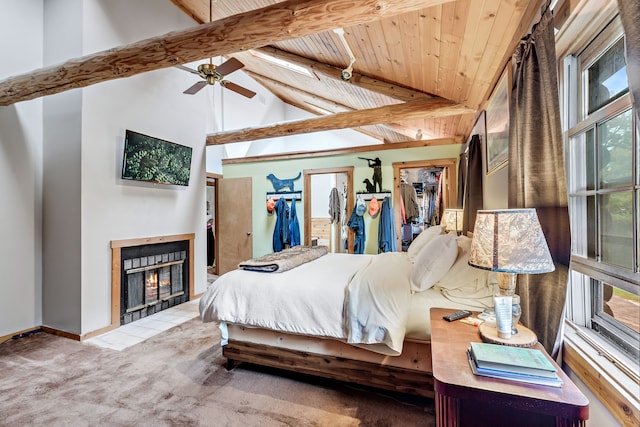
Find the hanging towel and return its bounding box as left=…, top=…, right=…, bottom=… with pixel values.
left=273, top=198, right=290, bottom=252
left=378, top=196, right=397, bottom=253
left=289, top=197, right=301, bottom=247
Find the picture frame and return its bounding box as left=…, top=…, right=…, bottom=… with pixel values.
left=484, top=68, right=510, bottom=174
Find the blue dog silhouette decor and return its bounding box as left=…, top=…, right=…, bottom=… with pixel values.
left=267, top=172, right=301, bottom=192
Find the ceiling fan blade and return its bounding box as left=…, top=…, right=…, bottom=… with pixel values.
left=175, top=64, right=200, bottom=75
left=183, top=80, right=208, bottom=95
left=221, top=81, right=256, bottom=99
left=216, top=57, right=245, bottom=77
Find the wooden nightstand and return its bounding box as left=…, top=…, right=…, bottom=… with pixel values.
left=430, top=307, right=589, bottom=427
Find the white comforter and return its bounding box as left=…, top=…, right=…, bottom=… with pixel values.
left=199, top=252, right=413, bottom=355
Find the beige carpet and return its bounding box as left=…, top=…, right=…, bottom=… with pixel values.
left=0, top=319, right=435, bottom=426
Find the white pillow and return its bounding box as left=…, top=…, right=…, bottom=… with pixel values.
left=410, top=233, right=458, bottom=292
left=435, top=235, right=489, bottom=291
left=407, top=225, right=443, bottom=261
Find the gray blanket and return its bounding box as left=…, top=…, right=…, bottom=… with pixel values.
left=238, top=245, right=328, bottom=272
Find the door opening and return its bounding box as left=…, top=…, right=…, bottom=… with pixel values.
left=303, top=167, right=354, bottom=253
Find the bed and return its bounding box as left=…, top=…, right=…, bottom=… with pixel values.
left=199, top=227, right=497, bottom=397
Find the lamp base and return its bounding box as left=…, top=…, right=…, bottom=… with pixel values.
left=479, top=323, right=537, bottom=347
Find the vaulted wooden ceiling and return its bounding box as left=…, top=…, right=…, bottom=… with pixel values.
left=178, top=0, right=541, bottom=145
left=0, top=0, right=542, bottom=147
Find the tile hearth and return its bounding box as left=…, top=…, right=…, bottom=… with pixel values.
left=84, top=299, right=200, bottom=351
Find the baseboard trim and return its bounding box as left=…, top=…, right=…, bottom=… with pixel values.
left=41, top=326, right=81, bottom=341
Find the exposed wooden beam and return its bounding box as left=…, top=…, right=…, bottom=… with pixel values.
left=248, top=71, right=412, bottom=142
left=221, top=136, right=463, bottom=165
left=0, top=0, right=455, bottom=106
left=245, top=46, right=435, bottom=102
left=206, top=97, right=474, bottom=145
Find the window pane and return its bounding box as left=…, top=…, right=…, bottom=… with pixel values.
left=598, top=109, right=633, bottom=189
left=601, top=283, right=639, bottom=334
left=587, top=195, right=596, bottom=259
left=569, top=130, right=595, bottom=192
left=600, top=192, right=633, bottom=269
left=587, top=37, right=628, bottom=114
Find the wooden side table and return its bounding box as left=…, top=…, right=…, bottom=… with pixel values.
left=430, top=308, right=589, bottom=427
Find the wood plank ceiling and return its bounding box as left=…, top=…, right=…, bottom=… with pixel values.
left=0, top=0, right=539, bottom=148
left=172, top=0, right=537, bottom=145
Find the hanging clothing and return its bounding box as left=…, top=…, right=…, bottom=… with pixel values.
left=347, top=202, right=365, bottom=254
left=328, top=187, right=341, bottom=224
left=377, top=196, right=397, bottom=253
left=288, top=197, right=300, bottom=247
left=272, top=198, right=290, bottom=252
left=400, top=182, right=420, bottom=222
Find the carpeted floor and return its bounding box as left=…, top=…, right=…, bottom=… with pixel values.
left=0, top=318, right=436, bottom=426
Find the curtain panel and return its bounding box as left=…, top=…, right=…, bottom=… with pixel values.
left=617, top=0, right=640, bottom=125
left=508, top=5, right=570, bottom=357
left=462, top=134, right=483, bottom=234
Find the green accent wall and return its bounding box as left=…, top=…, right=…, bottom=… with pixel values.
left=223, top=144, right=463, bottom=257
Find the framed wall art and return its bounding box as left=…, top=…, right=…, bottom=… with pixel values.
left=484, top=68, right=510, bottom=174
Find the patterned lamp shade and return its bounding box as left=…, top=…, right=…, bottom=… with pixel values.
left=442, top=208, right=463, bottom=233
left=468, top=209, right=555, bottom=274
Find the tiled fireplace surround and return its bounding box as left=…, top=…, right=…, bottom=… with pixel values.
left=110, top=234, right=195, bottom=330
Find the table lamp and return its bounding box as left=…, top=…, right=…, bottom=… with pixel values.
left=468, top=209, right=555, bottom=340
left=442, top=208, right=463, bottom=235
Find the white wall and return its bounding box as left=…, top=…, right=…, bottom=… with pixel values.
left=77, top=0, right=210, bottom=334
left=1, top=0, right=211, bottom=336
left=0, top=1, right=44, bottom=337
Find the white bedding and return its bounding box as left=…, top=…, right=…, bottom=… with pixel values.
left=199, top=234, right=496, bottom=357
left=200, top=251, right=414, bottom=356
left=200, top=253, right=374, bottom=340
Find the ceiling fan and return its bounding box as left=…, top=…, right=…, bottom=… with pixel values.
left=176, top=0, right=255, bottom=98
left=176, top=58, right=256, bottom=98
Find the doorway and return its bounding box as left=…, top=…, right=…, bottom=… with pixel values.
left=303, top=167, right=354, bottom=253
left=392, top=158, right=457, bottom=251
left=206, top=173, right=220, bottom=277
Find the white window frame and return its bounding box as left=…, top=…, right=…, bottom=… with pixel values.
left=560, top=12, right=640, bottom=424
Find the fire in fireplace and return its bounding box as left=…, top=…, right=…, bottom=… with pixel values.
left=120, top=241, right=189, bottom=325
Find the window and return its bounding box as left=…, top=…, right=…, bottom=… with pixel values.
left=565, top=18, right=639, bottom=361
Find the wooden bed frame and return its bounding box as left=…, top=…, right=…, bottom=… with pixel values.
left=222, top=324, right=435, bottom=398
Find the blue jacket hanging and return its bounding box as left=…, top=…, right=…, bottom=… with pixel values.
left=378, top=196, right=397, bottom=253
left=288, top=197, right=301, bottom=247
left=347, top=202, right=365, bottom=254
left=273, top=197, right=290, bottom=252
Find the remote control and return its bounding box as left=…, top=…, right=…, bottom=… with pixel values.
left=443, top=310, right=472, bottom=322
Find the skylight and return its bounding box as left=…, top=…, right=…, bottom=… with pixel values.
left=249, top=50, right=316, bottom=78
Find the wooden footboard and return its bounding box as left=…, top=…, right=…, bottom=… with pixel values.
left=222, top=331, right=435, bottom=398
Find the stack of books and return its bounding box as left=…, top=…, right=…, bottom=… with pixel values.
left=467, top=342, right=563, bottom=387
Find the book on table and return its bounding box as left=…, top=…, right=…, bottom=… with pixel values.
left=467, top=342, right=563, bottom=387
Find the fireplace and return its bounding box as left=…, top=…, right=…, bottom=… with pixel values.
left=111, top=234, right=194, bottom=327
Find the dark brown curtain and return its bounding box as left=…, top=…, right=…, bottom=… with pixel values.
left=457, top=150, right=466, bottom=209
left=463, top=134, right=483, bottom=234
left=508, top=5, right=570, bottom=357
left=617, top=0, right=640, bottom=125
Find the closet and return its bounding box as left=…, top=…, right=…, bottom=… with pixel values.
left=392, top=158, right=457, bottom=251
left=399, top=167, right=443, bottom=250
